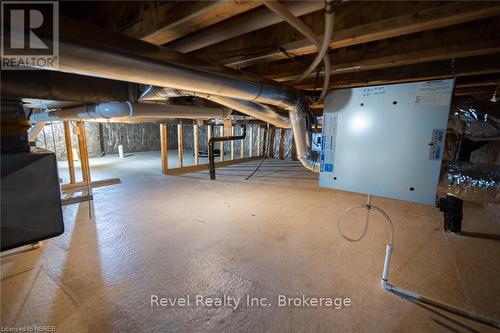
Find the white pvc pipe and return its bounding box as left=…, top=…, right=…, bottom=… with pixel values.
left=30, top=102, right=232, bottom=122
left=381, top=244, right=500, bottom=329
left=263, top=0, right=331, bottom=101
left=295, top=6, right=335, bottom=84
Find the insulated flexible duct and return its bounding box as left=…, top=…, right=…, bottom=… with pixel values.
left=440, top=161, right=500, bottom=203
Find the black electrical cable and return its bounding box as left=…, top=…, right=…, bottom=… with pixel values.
left=244, top=127, right=268, bottom=180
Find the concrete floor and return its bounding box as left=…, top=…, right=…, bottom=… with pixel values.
left=56, top=149, right=230, bottom=183
left=2, top=153, right=500, bottom=332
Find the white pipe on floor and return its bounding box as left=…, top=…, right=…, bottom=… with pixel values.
left=381, top=244, right=500, bottom=329
left=339, top=195, right=500, bottom=329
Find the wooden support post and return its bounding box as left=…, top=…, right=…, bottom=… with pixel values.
left=193, top=124, right=199, bottom=165
left=219, top=125, right=224, bottom=162
left=230, top=126, right=235, bottom=160
left=177, top=123, right=183, bottom=168
left=249, top=125, right=253, bottom=157
left=160, top=123, right=169, bottom=173
left=256, top=126, right=262, bottom=156
left=240, top=125, right=245, bottom=159
left=279, top=128, right=286, bottom=160
left=268, top=127, right=276, bottom=158
left=63, top=121, right=76, bottom=184
left=76, top=121, right=91, bottom=186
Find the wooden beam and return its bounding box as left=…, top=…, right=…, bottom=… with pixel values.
left=123, top=1, right=261, bottom=45
left=63, top=121, right=76, bottom=184
left=164, top=156, right=263, bottom=176
left=256, top=126, right=262, bottom=156
left=177, top=123, right=183, bottom=168
left=76, top=121, right=91, bottom=184
left=61, top=178, right=121, bottom=191
left=268, top=127, right=276, bottom=158
left=230, top=126, right=235, bottom=160
left=279, top=128, right=286, bottom=160
left=168, top=1, right=323, bottom=52
left=253, top=19, right=500, bottom=81
left=193, top=124, right=199, bottom=166
left=223, top=3, right=500, bottom=68
left=219, top=125, right=224, bottom=162
left=297, top=54, right=500, bottom=90
left=248, top=125, right=253, bottom=158
left=160, top=123, right=168, bottom=172
left=240, top=126, right=245, bottom=159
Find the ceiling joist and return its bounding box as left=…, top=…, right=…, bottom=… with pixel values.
left=221, top=2, right=500, bottom=68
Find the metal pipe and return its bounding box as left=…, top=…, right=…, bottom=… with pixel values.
left=30, top=102, right=231, bottom=122
left=6, top=15, right=319, bottom=172
left=139, top=87, right=291, bottom=129
left=209, top=125, right=246, bottom=180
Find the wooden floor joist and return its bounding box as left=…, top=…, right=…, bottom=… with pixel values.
left=224, top=3, right=500, bottom=68
left=297, top=53, right=500, bottom=90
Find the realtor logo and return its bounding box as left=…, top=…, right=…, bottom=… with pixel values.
left=1, top=1, right=58, bottom=69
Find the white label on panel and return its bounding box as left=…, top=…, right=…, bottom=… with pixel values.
left=321, top=113, right=337, bottom=173
left=415, top=80, right=454, bottom=106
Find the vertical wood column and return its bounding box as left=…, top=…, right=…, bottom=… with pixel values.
left=219, top=125, right=224, bottom=161
left=193, top=124, right=199, bottom=165
left=177, top=123, right=184, bottom=168
left=268, top=127, right=276, bottom=159
left=230, top=126, right=235, bottom=160
left=256, top=126, right=262, bottom=156
left=249, top=125, right=254, bottom=157
left=76, top=121, right=91, bottom=184
left=63, top=121, right=76, bottom=184
left=240, top=125, right=244, bottom=159
left=160, top=123, right=169, bottom=173
left=279, top=128, right=286, bottom=160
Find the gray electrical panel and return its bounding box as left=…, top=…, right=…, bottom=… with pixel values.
left=319, top=80, right=454, bottom=205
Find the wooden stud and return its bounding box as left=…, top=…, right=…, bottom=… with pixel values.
left=240, top=125, right=244, bottom=159
left=230, top=126, right=235, bottom=160
left=160, top=123, right=169, bottom=173
left=177, top=123, right=183, bottom=168
left=219, top=125, right=224, bottom=162
left=268, top=127, right=276, bottom=159
left=256, top=126, right=262, bottom=156
left=193, top=124, right=199, bottom=165
left=63, top=121, right=76, bottom=184
left=279, top=128, right=286, bottom=160
left=76, top=121, right=91, bottom=189
left=248, top=125, right=253, bottom=158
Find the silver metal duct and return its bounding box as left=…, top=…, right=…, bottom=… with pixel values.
left=30, top=102, right=231, bottom=122
left=440, top=162, right=500, bottom=203
left=449, top=97, right=500, bottom=140
left=139, top=87, right=291, bottom=129
left=6, top=16, right=319, bottom=172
